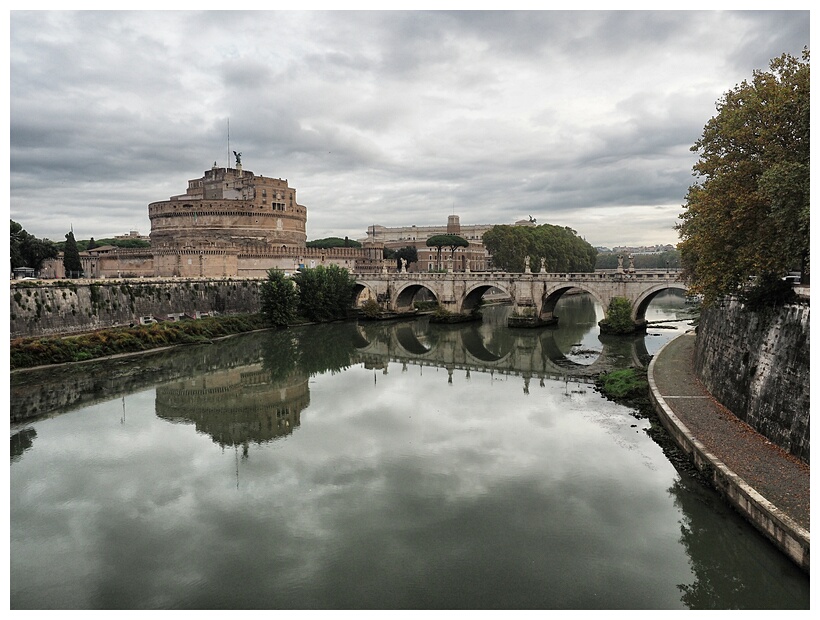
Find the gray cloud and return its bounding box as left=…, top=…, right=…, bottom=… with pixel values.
left=9, top=10, right=809, bottom=248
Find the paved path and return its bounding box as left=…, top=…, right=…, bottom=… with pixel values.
left=648, top=332, right=809, bottom=568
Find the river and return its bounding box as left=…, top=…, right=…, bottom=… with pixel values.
left=9, top=291, right=810, bottom=609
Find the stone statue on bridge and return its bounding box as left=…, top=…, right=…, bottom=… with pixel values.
left=541, top=257, right=547, bottom=273
left=617, top=254, right=624, bottom=273
left=524, top=256, right=531, bottom=273
left=399, top=258, right=407, bottom=273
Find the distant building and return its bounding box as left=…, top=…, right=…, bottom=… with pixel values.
left=40, top=161, right=380, bottom=279
left=610, top=244, right=676, bottom=255
left=114, top=230, right=150, bottom=242
left=361, top=214, right=535, bottom=272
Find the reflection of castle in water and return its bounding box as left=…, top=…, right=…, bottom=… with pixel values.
left=155, top=364, right=309, bottom=448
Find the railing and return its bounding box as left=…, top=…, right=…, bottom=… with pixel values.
left=355, top=270, right=682, bottom=281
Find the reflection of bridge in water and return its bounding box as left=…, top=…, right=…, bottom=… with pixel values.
left=353, top=316, right=651, bottom=386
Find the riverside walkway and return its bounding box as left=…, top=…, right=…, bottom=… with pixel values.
left=648, top=332, right=809, bottom=571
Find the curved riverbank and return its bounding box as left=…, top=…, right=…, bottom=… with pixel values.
left=648, top=332, right=809, bottom=572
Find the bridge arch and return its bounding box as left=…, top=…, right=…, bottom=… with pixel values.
left=393, top=282, right=440, bottom=312
left=461, top=282, right=513, bottom=314
left=352, top=282, right=377, bottom=307
left=540, top=284, right=606, bottom=323
left=632, top=283, right=689, bottom=323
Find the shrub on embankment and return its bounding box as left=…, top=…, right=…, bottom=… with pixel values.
left=10, top=314, right=267, bottom=370
left=597, top=368, right=648, bottom=400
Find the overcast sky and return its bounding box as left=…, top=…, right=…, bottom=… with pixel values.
left=8, top=9, right=810, bottom=249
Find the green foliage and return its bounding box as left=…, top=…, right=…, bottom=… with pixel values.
left=58, top=237, right=151, bottom=251
left=10, top=314, right=268, bottom=369
left=483, top=224, right=597, bottom=272
left=595, top=250, right=680, bottom=270
left=306, top=236, right=362, bottom=249
left=394, top=246, right=418, bottom=269
left=601, top=297, right=634, bottom=334
left=293, top=264, right=357, bottom=322
left=426, top=234, right=468, bottom=269
left=10, top=220, right=58, bottom=273
left=361, top=298, right=383, bottom=318
left=598, top=368, right=648, bottom=399
left=739, top=273, right=797, bottom=311
left=432, top=304, right=453, bottom=319
left=677, top=50, right=810, bottom=305
left=260, top=269, right=298, bottom=327
left=63, top=230, right=83, bottom=277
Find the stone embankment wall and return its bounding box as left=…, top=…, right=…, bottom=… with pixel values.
left=694, top=298, right=809, bottom=464
left=10, top=278, right=263, bottom=340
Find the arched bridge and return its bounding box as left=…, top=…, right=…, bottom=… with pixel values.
left=354, top=270, right=687, bottom=329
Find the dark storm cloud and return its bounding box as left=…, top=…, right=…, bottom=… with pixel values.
left=8, top=10, right=809, bottom=247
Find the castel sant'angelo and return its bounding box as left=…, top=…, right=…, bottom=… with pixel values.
left=44, top=157, right=382, bottom=279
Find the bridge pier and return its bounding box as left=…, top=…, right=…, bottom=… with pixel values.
left=508, top=301, right=558, bottom=328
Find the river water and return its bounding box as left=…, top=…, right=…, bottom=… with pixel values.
left=9, top=292, right=810, bottom=609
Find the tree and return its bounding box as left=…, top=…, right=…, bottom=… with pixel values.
left=293, top=264, right=357, bottom=322
left=260, top=269, right=298, bottom=327
left=677, top=49, right=809, bottom=305
left=483, top=224, right=597, bottom=272
left=600, top=297, right=635, bottom=334
left=10, top=220, right=58, bottom=274
left=306, top=237, right=362, bottom=249
left=426, top=234, right=468, bottom=270
left=63, top=230, right=83, bottom=277
left=10, top=220, right=24, bottom=268
left=394, top=246, right=418, bottom=270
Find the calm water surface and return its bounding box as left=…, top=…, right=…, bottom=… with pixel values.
left=10, top=292, right=810, bottom=609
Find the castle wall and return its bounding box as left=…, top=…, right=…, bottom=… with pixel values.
left=148, top=201, right=307, bottom=248
left=10, top=279, right=264, bottom=339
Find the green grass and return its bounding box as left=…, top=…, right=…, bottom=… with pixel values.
left=597, top=368, right=648, bottom=399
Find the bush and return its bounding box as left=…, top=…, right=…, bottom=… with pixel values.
left=361, top=299, right=383, bottom=318
left=260, top=269, right=298, bottom=327
left=293, top=265, right=357, bottom=323
left=598, top=368, right=648, bottom=399
left=601, top=297, right=634, bottom=334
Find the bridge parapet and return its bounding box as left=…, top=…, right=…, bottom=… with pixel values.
left=353, top=270, right=687, bottom=331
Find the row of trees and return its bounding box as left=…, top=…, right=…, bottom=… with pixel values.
left=260, top=265, right=358, bottom=327
left=677, top=49, right=809, bottom=305
left=306, top=236, right=362, bottom=249
left=595, top=250, right=680, bottom=271
left=10, top=220, right=156, bottom=278
left=483, top=224, right=597, bottom=272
